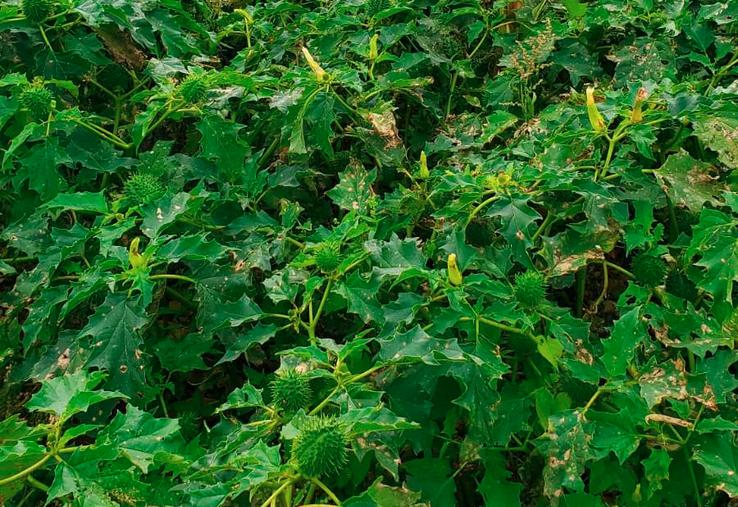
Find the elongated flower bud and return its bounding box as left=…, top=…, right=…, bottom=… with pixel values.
left=586, top=86, right=606, bottom=132
left=234, top=8, right=253, bottom=25
left=447, top=254, right=463, bottom=286
left=301, top=47, right=327, bottom=82
left=128, top=237, right=146, bottom=269
left=418, top=150, right=429, bottom=179
left=368, top=34, right=379, bottom=60
left=630, top=88, right=648, bottom=123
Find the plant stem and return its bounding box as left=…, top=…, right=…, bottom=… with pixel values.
left=580, top=385, right=606, bottom=417
left=0, top=255, right=35, bottom=263
left=575, top=268, right=586, bottom=316
left=446, top=71, right=458, bottom=118
left=260, top=481, right=294, bottom=507
left=149, top=274, right=198, bottom=284
left=593, top=260, right=608, bottom=309
left=308, top=278, right=333, bottom=344
left=0, top=454, right=52, bottom=486
left=604, top=261, right=633, bottom=279
left=309, top=385, right=341, bottom=415
left=311, top=477, right=341, bottom=505
left=26, top=475, right=49, bottom=492
left=466, top=195, right=500, bottom=225
left=684, top=447, right=703, bottom=507
left=475, top=316, right=526, bottom=336
left=594, top=135, right=617, bottom=181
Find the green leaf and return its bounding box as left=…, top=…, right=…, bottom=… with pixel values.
left=216, top=382, right=265, bottom=413
left=693, top=112, right=738, bottom=169
left=76, top=293, right=150, bottom=396
left=693, top=433, right=738, bottom=498
left=44, top=191, right=109, bottom=213
left=26, top=370, right=126, bottom=422
left=643, top=448, right=671, bottom=499
left=655, top=151, right=725, bottom=212
left=378, top=326, right=464, bottom=365
left=405, top=457, right=457, bottom=506
left=327, top=168, right=377, bottom=214
left=96, top=406, right=187, bottom=473
left=479, top=451, right=522, bottom=506
left=601, top=308, right=647, bottom=377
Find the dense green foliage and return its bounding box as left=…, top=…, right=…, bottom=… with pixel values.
left=0, top=0, right=737, bottom=505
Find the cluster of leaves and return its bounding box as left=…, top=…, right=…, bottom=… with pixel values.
left=1, top=0, right=737, bottom=505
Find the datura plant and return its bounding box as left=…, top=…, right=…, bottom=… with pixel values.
left=0, top=0, right=737, bottom=506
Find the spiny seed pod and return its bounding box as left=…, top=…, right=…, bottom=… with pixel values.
left=665, top=271, right=698, bottom=300
left=292, top=417, right=348, bottom=478
left=418, top=150, right=429, bottom=179
left=447, top=254, right=463, bottom=286
left=438, top=35, right=464, bottom=59
left=177, top=410, right=200, bottom=438
left=270, top=369, right=312, bottom=413
left=314, top=242, right=341, bottom=273
left=19, top=85, right=53, bottom=121
left=586, top=86, right=606, bottom=132
left=631, top=253, right=667, bottom=288
left=178, top=74, right=209, bottom=104
left=124, top=173, right=165, bottom=205
left=514, top=271, right=547, bottom=308
left=365, top=0, right=388, bottom=17
left=22, top=0, right=54, bottom=24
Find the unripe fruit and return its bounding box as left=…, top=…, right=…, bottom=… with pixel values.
left=19, top=85, right=53, bottom=121
left=124, top=173, right=165, bottom=205
left=270, top=369, right=311, bottom=413
left=514, top=271, right=547, bottom=308
left=314, top=242, right=341, bottom=273
left=630, top=253, right=667, bottom=288
left=22, top=0, right=54, bottom=24
left=178, top=75, right=208, bottom=104
left=292, top=417, right=348, bottom=478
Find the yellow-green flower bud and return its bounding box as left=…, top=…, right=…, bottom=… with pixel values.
left=368, top=33, right=379, bottom=60
left=447, top=254, right=463, bottom=286
left=418, top=150, right=429, bottom=179
left=586, top=86, right=606, bottom=133
left=302, top=47, right=328, bottom=82
left=630, top=87, right=648, bottom=123
left=128, top=237, right=147, bottom=269
left=234, top=8, right=253, bottom=25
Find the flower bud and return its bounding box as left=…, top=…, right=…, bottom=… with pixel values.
left=586, top=86, right=606, bottom=132
left=447, top=254, right=463, bottom=286
left=234, top=8, right=253, bottom=25
left=418, top=150, right=429, bottom=179
left=128, top=237, right=146, bottom=269
left=368, top=33, right=379, bottom=60
left=301, top=46, right=328, bottom=82
left=629, top=87, right=648, bottom=123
